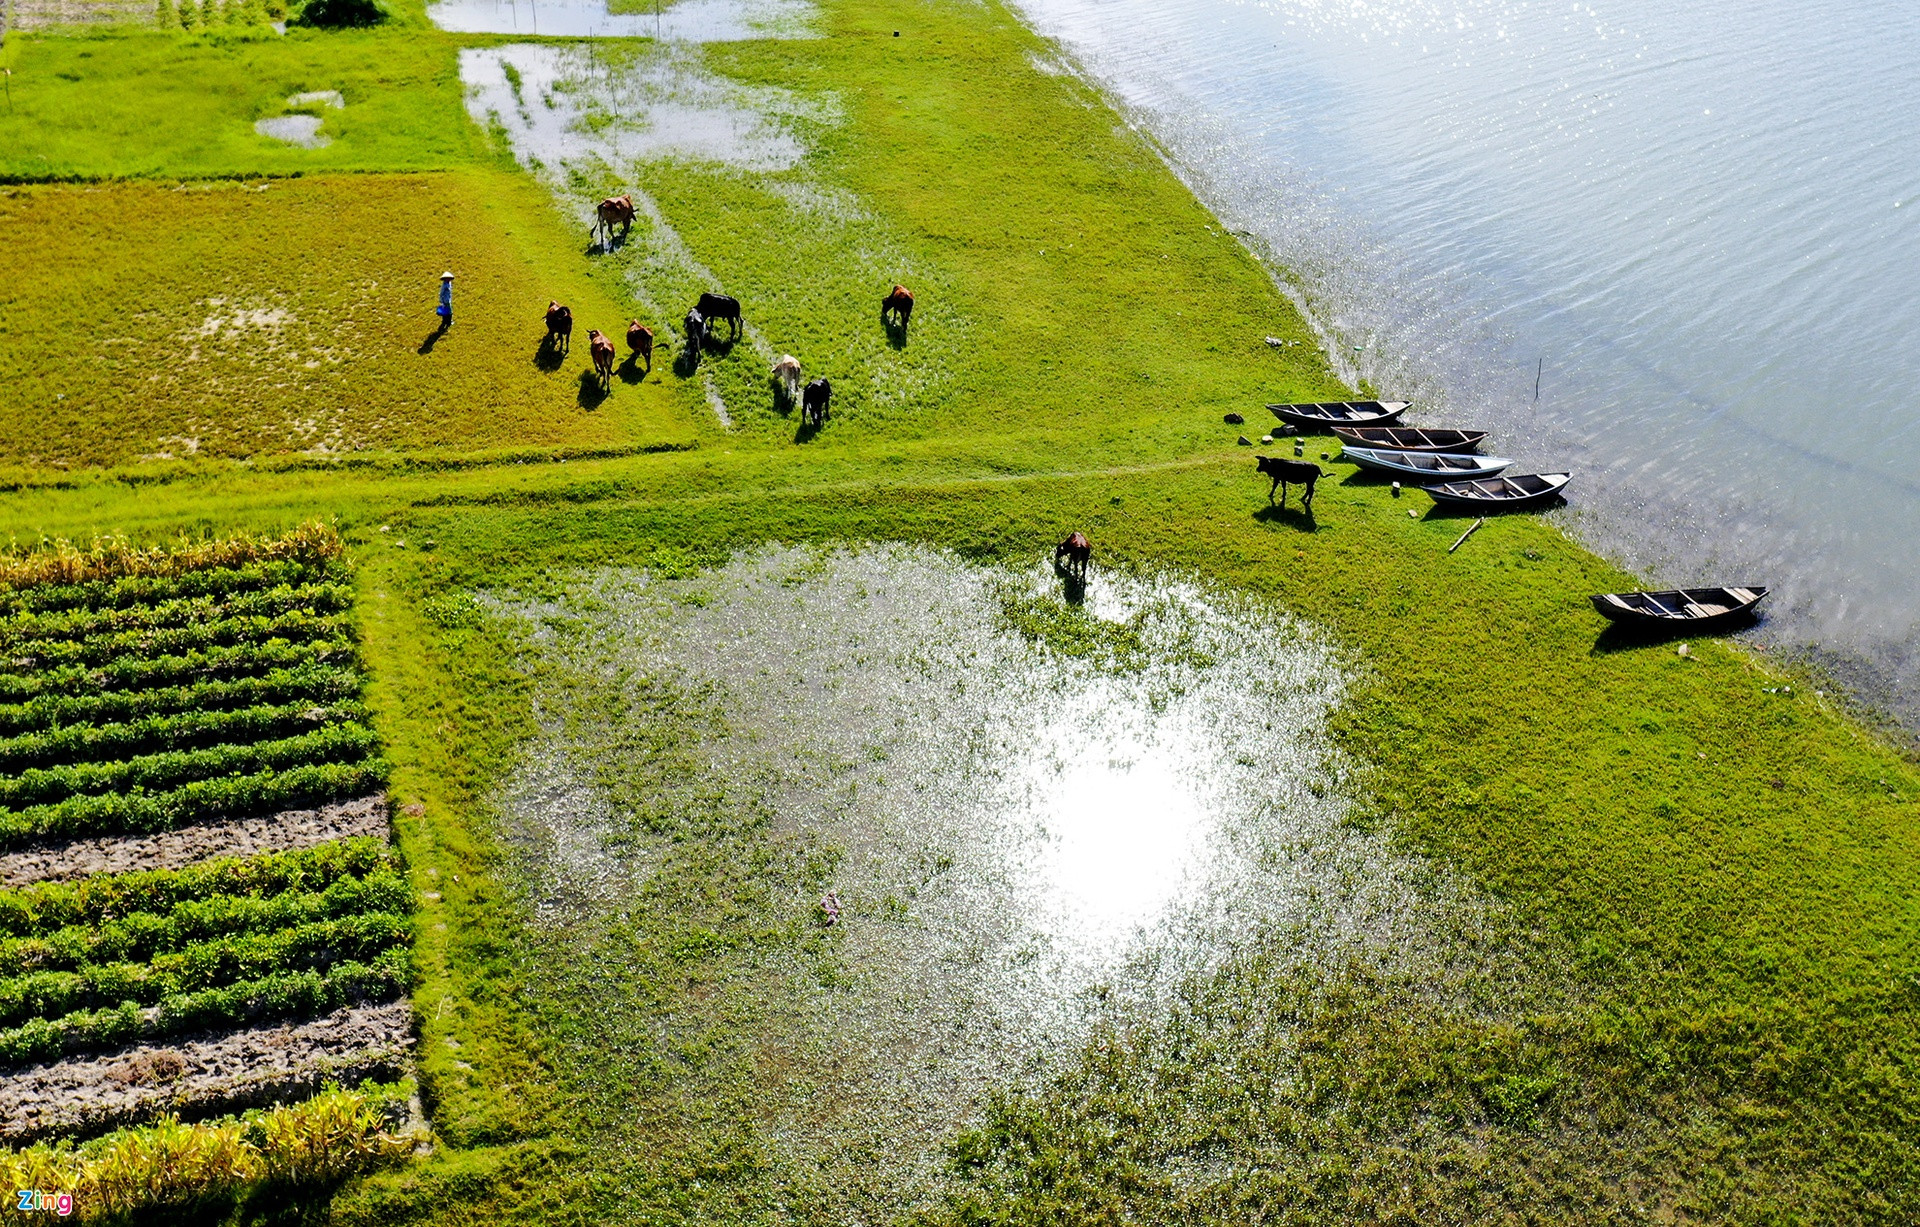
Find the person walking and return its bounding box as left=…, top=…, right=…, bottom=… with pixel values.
left=436, top=271, right=454, bottom=328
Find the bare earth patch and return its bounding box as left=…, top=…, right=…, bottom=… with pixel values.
left=5, top=0, right=147, bottom=29
left=0, top=1001, right=413, bottom=1142
left=0, top=794, right=388, bottom=888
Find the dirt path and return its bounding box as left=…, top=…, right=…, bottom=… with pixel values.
left=0, top=1000, right=413, bottom=1142
left=0, top=794, right=389, bottom=888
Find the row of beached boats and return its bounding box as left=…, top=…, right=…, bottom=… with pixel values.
left=1262, top=399, right=1769, bottom=631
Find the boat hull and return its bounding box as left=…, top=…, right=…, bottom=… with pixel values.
left=1589, top=587, right=1768, bottom=630
left=1332, top=426, right=1487, bottom=453
left=1267, top=400, right=1410, bottom=430
left=1340, top=446, right=1513, bottom=482
left=1426, top=472, right=1570, bottom=510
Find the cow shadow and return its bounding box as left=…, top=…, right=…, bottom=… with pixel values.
left=769, top=376, right=795, bottom=415
left=577, top=371, right=609, bottom=410
left=673, top=347, right=702, bottom=379
left=794, top=416, right=824, bottom=444
left=585, top=229, right=630, bottom=257
left=705, top=332, right=740, bottom=360
left=535, top=336, right=568, bottom=372
left=618, top=354, right=649, bottom=386
left=884, top=317, right=909, bottom=350
left=1253, top=502, right=1319, bottom=532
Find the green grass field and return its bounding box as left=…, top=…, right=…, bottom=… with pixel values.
left=4, top=0, right=1920, bottom=1222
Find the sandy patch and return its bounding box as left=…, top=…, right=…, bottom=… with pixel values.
left=0, top=794, right=388, bottom=888
left=0, top=1001, right=412, bottom=1142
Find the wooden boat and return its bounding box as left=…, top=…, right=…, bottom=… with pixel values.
left=1266, top=400, right=1410, bottom=430
left=1425, top=472, right=1570, bottom=510
left=1589, top=586, right=1769, bottom=630
left=1338, top=445, right=1512, bottom=482
left=1331, top=425, right=1487, bottom=453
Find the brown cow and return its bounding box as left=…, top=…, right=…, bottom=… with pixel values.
left=881, top=283, right=914, bottom=329
left=626, top=320, right=653, bottom=373
left=595, top=194, right=636, bottom=245
left=1055, top=531, right=1091, bottom=580
left=544, top=301, right=573, bottom=352
left=587, top=328, right=616, bottom=388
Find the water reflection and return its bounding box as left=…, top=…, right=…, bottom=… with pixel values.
left=427, top=0, right=813, bottom=39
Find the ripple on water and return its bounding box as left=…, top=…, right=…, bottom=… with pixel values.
left=494, top=544, right=1533, bottom=1181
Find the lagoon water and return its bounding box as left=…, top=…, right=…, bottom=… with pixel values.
left=1013, top=0, right=1920, bottom=729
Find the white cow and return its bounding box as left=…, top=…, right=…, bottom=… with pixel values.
left=771, top=354, right=803, bottom=406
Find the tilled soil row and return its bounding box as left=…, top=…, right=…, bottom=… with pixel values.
left=0, top=1000, right=413, bottom=1142
left=0, top=793, right=388, bottom=888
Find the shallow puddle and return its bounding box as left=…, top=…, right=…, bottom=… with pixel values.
left=429, top=0, right=813, bottom=39
left=494, top=544, right=1514, bottom=1188
left=461, top=43, right=816, bottom=174
left=253, top=115, right=329, bottom=148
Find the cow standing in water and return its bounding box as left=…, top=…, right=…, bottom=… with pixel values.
left=881, top=284, right=914, bottom=330
left=544, top=302, right=573, bottom=352
left=595, top=194, right=636, bottom=246
left=1055, top=531, right=1092, bottom=580
left=587, top=329, right=616, bottom=388
left=627, top=321, right=654, bottom=373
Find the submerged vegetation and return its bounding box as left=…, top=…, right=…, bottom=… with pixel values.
left=1, top=0, right=1918, bottom=1222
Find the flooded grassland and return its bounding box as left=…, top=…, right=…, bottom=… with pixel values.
left=470, top=543, right=1608, bottom=1220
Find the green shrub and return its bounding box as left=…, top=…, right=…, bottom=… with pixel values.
left=0, top=721, right=381, bottom=809
left=290, top=0, right=386, bottom=26
left=0, top=699, right=366, bottom=772
left=0, top=637, right=355, bottom=704
left=0, top=663, right=362, bottom=737
left=0, top=758, right=389, bottom=848
left=0, top=836, right=396, bottom=939
left=0, top=581, right=353, bottom=651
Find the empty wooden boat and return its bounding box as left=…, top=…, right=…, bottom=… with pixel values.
left=1589, top=586, right=1768, bottom=630
left=1331, top=425, right=1488, bottom=453
left=1266, top=400, right=1410, bottom=430
left=1425, top=472, right=1570, bottom=510
left=1339, top=445, right=1512, bottom=481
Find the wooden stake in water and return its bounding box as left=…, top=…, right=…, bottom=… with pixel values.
left=1448, top=517, right=1485, bottom=554
left=1534, top=357, right=1543, bottom=404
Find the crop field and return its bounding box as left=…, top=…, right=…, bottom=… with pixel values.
left=0, top=525, right=417, bottom=1214
left=0, top=173, right=701, bottom=471
left=4, top=0, right=1920, bottom=1222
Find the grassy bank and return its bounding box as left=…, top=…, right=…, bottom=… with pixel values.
left=3, top=0, right=1919, bottom=1222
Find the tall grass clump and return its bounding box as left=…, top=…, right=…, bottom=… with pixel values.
left=0, top=522, right=343, bottom=593
left=0, top=1084, right=417, bottom=1222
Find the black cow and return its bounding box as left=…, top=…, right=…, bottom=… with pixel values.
left=1256, top=455, right=1327, bottom=511
left=696, top=292, right=741, bottom=339
left=802, top=377, right=832, bottom=427
left=683, top=308, right=705, bottom=363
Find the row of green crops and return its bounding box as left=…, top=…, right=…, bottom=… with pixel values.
left=0, top=524, right=387, bottom=849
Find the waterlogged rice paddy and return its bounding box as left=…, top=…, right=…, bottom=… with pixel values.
left=480, top=543, right=1556, bottom=1209
left=429, top=0, right=816, bottom=39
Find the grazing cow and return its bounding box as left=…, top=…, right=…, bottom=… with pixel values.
left=544, top=301, right=573, bottom=352
left=595, top=194, right=636, bottom=244
left=881, top=284, right=914, bottom=329
left=771, top=354, right=802, bottom=406
left=588, top=328, right=616, bottom=387
left=1055, top=531, right=1091, bottom=580
left=802, top=377, right=832, bottom=427
left=1256, top=455, right=1327, bottom=511
left=683, top=308, right=706, bottom=362
left=695, top=292, right=742, bottom=339
left=626, top=320, right=654, bottom=373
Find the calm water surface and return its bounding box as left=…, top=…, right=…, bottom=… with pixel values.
left=1013, top=0, right=1920, bottom=727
